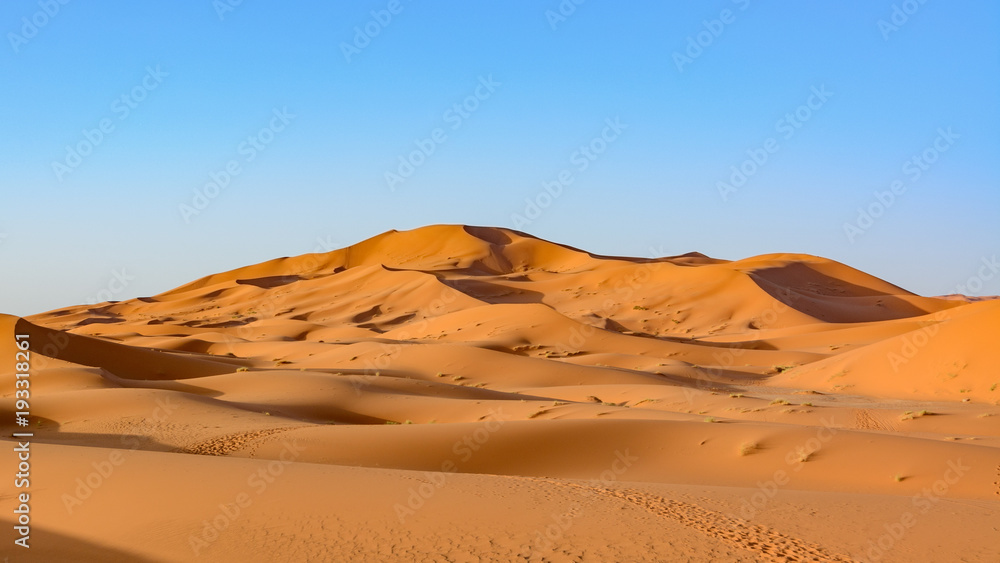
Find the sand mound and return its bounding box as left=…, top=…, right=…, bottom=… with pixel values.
left=4, top=225, right=998, bottom=562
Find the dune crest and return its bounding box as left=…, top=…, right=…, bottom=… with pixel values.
left=4, top=225, right=999, bottom=562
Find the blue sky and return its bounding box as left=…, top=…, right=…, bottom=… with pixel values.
left=1, top=1, right=998, bottom=316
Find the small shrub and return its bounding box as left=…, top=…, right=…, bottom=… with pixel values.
left=739, top=442, right=758, bottom=456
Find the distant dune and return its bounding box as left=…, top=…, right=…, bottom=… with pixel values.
left=3, top=225, right=998, bottom=562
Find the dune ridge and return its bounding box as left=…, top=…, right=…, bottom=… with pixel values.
left=3, top=225, right=998, bottom=562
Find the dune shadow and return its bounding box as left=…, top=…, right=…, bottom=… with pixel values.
left=441, top=278, right=546, bottom=304
left=747, top=263, right=932, bottom=322
left=0, top=520, right=157, bottom=562
left=463, top=225, right=513, bottom=245
left=236, top=275, right=302, bottom=289
left=76, top=316, right=124, bottom=327
left=20, top=431, right=179, bottom=453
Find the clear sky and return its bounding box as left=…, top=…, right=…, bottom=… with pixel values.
left=1, top=1, right=998, bottom=316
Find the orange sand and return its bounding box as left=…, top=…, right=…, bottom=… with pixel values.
left=2, top=225, right=998, bottom=562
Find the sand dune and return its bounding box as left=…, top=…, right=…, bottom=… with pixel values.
left=3, top=225, right=998, bottom=562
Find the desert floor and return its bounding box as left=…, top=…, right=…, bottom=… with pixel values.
left=2, top=225, right=998, bottom=562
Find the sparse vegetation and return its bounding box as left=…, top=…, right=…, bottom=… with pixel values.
left=236, top=367, right=249, bottom=372
left=739, top=442, right=758, bottom=456
left=452, top=376, right=465, bottom=381
left=436, top=372, right=445, bottom=377
left=770, top=399, right=790, bottom=406
left=894, top=474, right=905, bottom=482
left=385, top=421, right=400, bottom=425
left=773, top=364, right=796, bottom=373
left=704, top=417, right=719, bottom=423
left=633, top=305, right=648, bottom=311
left=729, top=393, right=744, bottom=399
left=990, top=383, right=997, bottom=392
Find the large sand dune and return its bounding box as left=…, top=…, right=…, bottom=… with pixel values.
left=2, top=225, right=998, bottom=562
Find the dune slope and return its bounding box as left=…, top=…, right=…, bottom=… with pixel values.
left=3, top=225, right=998, bottom=562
